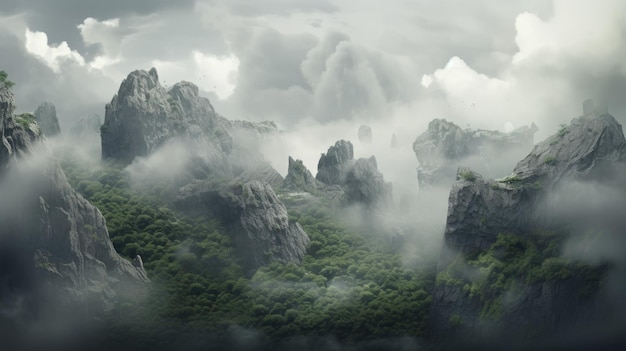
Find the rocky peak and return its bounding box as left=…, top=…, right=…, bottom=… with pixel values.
left=315, top=140, right=392, bottom=210
left=513, top=113, right=625, bottom=186
left=415, top=119, right=469, bottom=163
left=101, top=67, right=223, bottom=162
left=118, top=68, right=163, bottom=100
left=0, top=85, right=15, bottom=120
left=283, top=156, right=318, bottom=192
left=34, top=102, right=61, bottom=137
left=316, top=139, right=354, bottom=185
left=344, top=156, right=392, bottom=209
left=101, top=68, right=275, bottom=182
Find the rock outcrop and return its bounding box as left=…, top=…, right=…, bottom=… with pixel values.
left=101, top=68, right=276, bottom=180
left=344, top=156, right=392, bottom=209
left=315, top=140, right=392, bottom=210
left=0, top=85, right=149, bottom=327
left=1, top=89, right=39, bottom=168
left=282, top=156, right=318, bottom=192
left=358, top=125, right=372, bottom=144
left=445, top=109, right=625, bottom=257
left=34, top=102, right=61, bottom=137
left=413, top=119, right=537, bottom=188
left=176, top=180, right=309, bottom=274
left=432, top=102, right=626, bottom=343
left=316, top=140, right=354, bottom=185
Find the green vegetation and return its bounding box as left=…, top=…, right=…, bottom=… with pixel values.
left=15, top=113, right=36, bottom=129
left=542, top=156, right=558, bottom=166
left=499, top=174, right=522, bottom=186
left=459, top=170, right=477, bottom=182
left=0, top=70, right=15, bottom=89
left=441, top=232, right=607, bottom=323
left=60, top=155, right=435, bottom=341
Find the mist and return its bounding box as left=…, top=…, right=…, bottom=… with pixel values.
left=2, top=0, right=626, bottom=350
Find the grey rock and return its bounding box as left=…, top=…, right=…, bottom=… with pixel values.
left=358, top=125, right=372, bottom=143
left=432, top=109, right=626, bottom=340
left=34, top=102, right=61, bottom=137
left=282, top=156, right=318, bottom=192
left=101, top=68, right=280, bottom=181
left=315, top=140, right=392, bottom=210
left=1, top=86, right=40, bottom=170
left=316, top=140, right=354, bottom=185
left=0, top=85, right=148, bottom=324
left=101, top=68, right=213, bottom=162
left=413, top=118, right=537, bottom=188
left=344, top=156, right=392, bottom=210
left=444, top=111, right=625, bottom=258
left=176, top=180, right=309, bottom=274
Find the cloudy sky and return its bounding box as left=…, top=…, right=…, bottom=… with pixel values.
left=1, top=0, right=625, bottom=147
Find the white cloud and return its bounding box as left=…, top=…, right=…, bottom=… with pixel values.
left=513, top=0, right=625, bottom=68
left=192, top=51, right=240, bottom=99
left=151, top=51, right=240, bottom=99
left=419, top=0, right=626, bottom=135
left=77, top=17, right=123, bottom=69
left=24, top=28, right=85, bottom=72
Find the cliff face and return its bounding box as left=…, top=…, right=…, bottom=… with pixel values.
left=413, top=118, right=537, bottom=188
left=315, top=140, right=392, bottom=210
left=176, top=180, right=309, bottom=274
left=316, top=140, right=354, bottom=186
left=101, top=68, right=276, bottom=179
left=0, top=86, right=148, bottom=327
left=34, top=102, right=61, bottom=137
left=283, top=156, right=318, bottom=192
left=432, top=104, right=626, bottom=342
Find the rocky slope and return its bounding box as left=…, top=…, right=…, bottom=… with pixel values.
left=432, top=101, right=626, bottom=343
left=176, top=180, right=309, bottom=274
left=101, top=68, right=312, bottom=274
left=413, top=118, right=537, bottom=188
left=34, top=102, right=61, bottom=137
left=0, top=85, right=148, bottom=328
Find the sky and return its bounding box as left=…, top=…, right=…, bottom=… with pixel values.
left=1, top=0, right=626, bottom=170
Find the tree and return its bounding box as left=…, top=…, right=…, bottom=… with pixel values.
left=0, top=71, right=15, bottom=89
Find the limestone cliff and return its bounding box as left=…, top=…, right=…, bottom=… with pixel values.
left=432, top=102, right=626, bottom=343
left=34, top=102, right=61, bottom=137
left=282, top=156, right=319, bottom=192
left=315, top=140, right=392, bottom=210
left=176, top=180, right=309, bottom=274
left=0, top=85, right=148, bottom=328
left=101, top=68, right=276, bottom=180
